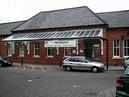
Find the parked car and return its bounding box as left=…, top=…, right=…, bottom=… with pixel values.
left=0, top=56, right=13, bottom=67
left=124, top=57, right=129, bottom=69
left=61, top=56, right=105, bottom=72
left=116, top=66, right=129, bottom=97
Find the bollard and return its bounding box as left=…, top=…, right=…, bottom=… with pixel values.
left=21, top=58, right=24, bottom=66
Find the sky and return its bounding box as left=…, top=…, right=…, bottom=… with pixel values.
left=0, top=0, right=129, bottom=23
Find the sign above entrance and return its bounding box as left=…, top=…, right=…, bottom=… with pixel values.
left=45, top=40, right=77, bottom=47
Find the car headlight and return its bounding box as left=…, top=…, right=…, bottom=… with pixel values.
left=102, top=65, right=105, bottom=68
left=99, top=64, right=105, bottom=68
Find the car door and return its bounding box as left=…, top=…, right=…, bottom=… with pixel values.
left=78, top=58, right=92, bottom=70
left=68, top=58, right=82, bottom=70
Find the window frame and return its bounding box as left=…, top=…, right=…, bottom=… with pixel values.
left=47, top=47, right=54, bottom=57
left=34, top=42, right=40, bottom=57
left=8, top=44, right=12, bottom=56
left=64, top=47, right=71, bottom=57
left=124, top=40, right=129, bottom=57
left=113, top=40, right=120, bottom=58
left=19, top=44, right=24, bottom=57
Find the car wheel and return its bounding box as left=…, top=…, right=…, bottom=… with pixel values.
left=92, top=67, right=98, bottom=73
left=0, top=63, right=2, bottom=67
left=66, top=66, right=71, bottom=71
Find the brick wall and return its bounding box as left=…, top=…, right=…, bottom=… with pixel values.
left=106, top=28, right=129, bottom=66
left=11, top=40, right=85, bottom=65
left=0, top=37, right=7, bottom=57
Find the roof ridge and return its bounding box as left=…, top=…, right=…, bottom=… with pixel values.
left=86, top=7, right=107, bottom=24
left=96, top=10, right=129, bottom=14
left=12, top=12, right=43, bottom=31
left=40, top=6, right=89, bottom=14
left=0, top=20, right=26, bottom=25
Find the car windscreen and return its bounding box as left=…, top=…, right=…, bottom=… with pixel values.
left=85, top=58, right=93, bottom=62
left=78, top=58, right=89, bottom=63
left=126, top=57, right=129, bottom=60
left=0, top=56, right=4, bottom=60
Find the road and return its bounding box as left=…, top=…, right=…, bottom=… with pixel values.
left=0, top=66, right=123, bottom=97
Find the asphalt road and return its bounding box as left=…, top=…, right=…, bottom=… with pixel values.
left=0, top=66, right=123, bottom=97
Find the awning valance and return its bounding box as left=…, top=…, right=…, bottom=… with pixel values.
left=3, top=29, right=102, bottom=41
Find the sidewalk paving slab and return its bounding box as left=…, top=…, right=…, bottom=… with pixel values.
left=11, top=62, right=58, bottom=72
left=107, top=66, right=124, bottom=71
left=97, top=88, right=115, bottom=97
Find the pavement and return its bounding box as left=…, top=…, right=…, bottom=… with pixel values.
left=107, top=65, right=124, bottom=71
left=11, top=62, right=124, bottom=72
left=7, top=62, right=124, bottom=97
left=97, top=88, right=116, bottom=97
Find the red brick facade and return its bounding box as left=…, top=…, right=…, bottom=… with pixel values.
left=106, top=28, right=129, bottom=66
left=6, top=39, right=86, bottom=65
left=0, top=36, right=8, bottom=57
left=1, top=27, right=129, bottom=66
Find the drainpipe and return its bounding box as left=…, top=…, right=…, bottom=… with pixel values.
left=101, top=38, right=109, bottom=70
left=76, top=39, right=79, bottom=55
left=106, top=39, right=109, bottom=70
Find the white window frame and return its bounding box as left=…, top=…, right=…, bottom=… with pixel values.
left=19, top=44, right=24, bottom=57
left=47, top=47, right=54, bottom=57
left=7, top=42, right=15, bottom=56
left=124, top=40, right=129, bottom=57
left=113, top=40, right=120, bottom=58
left=34, top=42, right=40, bottom=57
left=8, top=44, right=12, bottom=56
left=64, top=47, right=71, bottom=57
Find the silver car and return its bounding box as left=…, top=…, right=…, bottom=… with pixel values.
left=61, top=56, right=105, bottom=72
left=124, top=57, right=129, bottom=69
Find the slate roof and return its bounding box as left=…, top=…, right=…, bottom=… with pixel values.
left=0, top=21, right=25, bottom=35
left=97, top=10, right=129, bottom=28
left=13, top=6, right=106, bottom=31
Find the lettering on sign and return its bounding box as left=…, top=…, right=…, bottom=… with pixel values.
left=45, top=40, right=77, bottom=47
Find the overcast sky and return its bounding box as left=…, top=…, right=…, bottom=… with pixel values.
left=0, top=0, right=129, bottom=23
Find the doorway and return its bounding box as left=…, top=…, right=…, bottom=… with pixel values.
left=84, top=39, right=101, bottom=61
left=92, top=44, right=101, bottom=61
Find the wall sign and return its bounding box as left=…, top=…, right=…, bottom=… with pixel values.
left=45, top=40, right=77, bottom=47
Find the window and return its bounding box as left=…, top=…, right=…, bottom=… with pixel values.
left=19, top=44, right=24, bottom=56
left=64, top=47, right=71, bottom=56
left=47, top=47, right=54, bottom=57
left=113, top=40, right=120, bottom=57
left=8, top=44, right=12, bottom=56
left=34, top=42, right=40, bottom=57
left=124, top=40, right=129, bottom=57
left=69, top=58, right=78, bottom=62
left=7, top=42, right=15, bottom=56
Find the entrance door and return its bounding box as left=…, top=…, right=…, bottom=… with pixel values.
left=92, top=44, right=101, bottom=61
